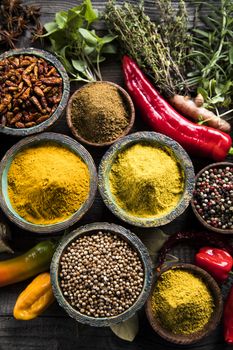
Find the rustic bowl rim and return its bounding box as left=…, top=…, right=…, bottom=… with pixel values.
left=98, top=131, right=195, bottom=228
left=191, top=162, right=233, bottom=234
left=66, top=81, right=135, bottom=147
left=145, top=263, right=223, bottom=345
left=0, top=132, right=97, bottom=233
left=0, top=47, right=70, bottom=136
left=50, top=222, right=153, bottom=327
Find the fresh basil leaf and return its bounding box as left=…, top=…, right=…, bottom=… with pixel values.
left=43, top=22, right=59, bottom=36
left=79, top=28, right=97, bottom=45
left=110, top=314, right=139, bottom=342
left=83, top=45, right=96, bottom=55
left=55, top=11, right=68, bottom=29
left=98, top=34, right=117, bottom=45
left=84, top=0, right=98, bottom=25
left=72, top=59, right=87, bottom=73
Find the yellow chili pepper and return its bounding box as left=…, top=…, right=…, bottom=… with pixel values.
left=13, top=272, right=55, bottom=320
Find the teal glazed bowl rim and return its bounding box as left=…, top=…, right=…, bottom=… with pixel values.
left=0, top=47, right=70, bottom=136
left=50, top=222, right=153, bottom=327
left=0, top=132, right=97, bottom=233
left=98, top=131, right=195, bottom=228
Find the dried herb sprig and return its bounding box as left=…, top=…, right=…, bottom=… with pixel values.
left=0, top=0, right=41, bottom=48
left=105, top=1, right=190, bottom=96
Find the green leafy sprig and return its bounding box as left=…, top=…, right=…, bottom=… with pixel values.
left=42, top=0, right=116, bottom=82
left=185, top=0, right=233, bottom=115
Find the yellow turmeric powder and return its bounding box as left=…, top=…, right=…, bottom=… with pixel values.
left=8, top=142, right=90, bottom=225
left=109, top=143, right=184, bottom=218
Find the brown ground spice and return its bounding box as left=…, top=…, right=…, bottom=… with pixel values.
left=71, top=82, right=130, bottom=143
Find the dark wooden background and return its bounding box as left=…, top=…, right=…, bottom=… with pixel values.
left=0, top=1, right=233, bottom=349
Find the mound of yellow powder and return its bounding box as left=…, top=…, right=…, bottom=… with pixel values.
left=109, top=143, right=184, bottom=218
left=8, top=142, right=90, bottom=225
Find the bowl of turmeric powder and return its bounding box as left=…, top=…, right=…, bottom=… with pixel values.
left=98, top=132, right=195, bottom=228
left=0, top=132, right=97, bottom=233
left=145, top=263, right=223, bottom=344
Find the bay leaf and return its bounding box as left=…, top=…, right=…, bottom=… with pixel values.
left=110, top=314, right=139, bottom=342
left=134, top=228, right=168, bottom=264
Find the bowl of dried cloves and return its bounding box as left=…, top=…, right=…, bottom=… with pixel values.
left=0, top=48, right=70, bottom=136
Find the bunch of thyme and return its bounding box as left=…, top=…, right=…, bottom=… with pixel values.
left=105, top=0, right=190, bottom=96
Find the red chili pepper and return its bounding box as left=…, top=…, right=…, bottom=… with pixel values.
left=224, top=285, right=233, bottom=344
left=195, top=247, right=233, bottom=282
left=122, top=55, right=233, bottom=161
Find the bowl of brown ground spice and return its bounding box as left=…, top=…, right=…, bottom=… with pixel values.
left=0, top=132, right=97, bottom=233
left=98, top=131, right=195, bottom=228
left=66, top=81, right=135, bottom=147
left=145, top=263, right=223, bottom=345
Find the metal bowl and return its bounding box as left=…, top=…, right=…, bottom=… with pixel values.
left=0, top=132, right=97, bottom=233
left=146, top=263, right=223, bottom=345
left=98, top=131, right=195, bottom=227
left=50, top=222, right=153, bottom=326
left=191, top=162, right=233, bottom=234
left=66, top=81, right=135, bottom=147
left=0, top=48, right=70, bottom=136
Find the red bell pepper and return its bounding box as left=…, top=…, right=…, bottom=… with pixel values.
left=224, top=285, right=233, bottom=344
left=195, top=247, right=233, bottom=282
left=122, top=55, right=233, bottom=161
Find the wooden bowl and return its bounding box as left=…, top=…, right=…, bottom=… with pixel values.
left=66, top=81, right=135, bottom=147
left=50, top=222, right=153, bottom=327
left=145, top=263, right=223, bottom=345
left=0, top=132, right=97, bottom=234
left=0, top=48, right=70, bottom=136
left=98, top=131, right=195, bottom=227
left=191, top=162, right=233, bottom=234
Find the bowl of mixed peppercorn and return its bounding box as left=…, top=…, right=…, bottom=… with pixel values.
left=192, top=162, right=233, bottom=234
left=50, top=222, right=153, bottom=326
left=0, top=48, right=70, bottom=136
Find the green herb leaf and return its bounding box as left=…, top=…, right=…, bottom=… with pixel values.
left=84, top=0, right=98, bottom=25
left=229, top=46, right=233, bottom=65
left=197, top=87, right=208, bottom=100
left=55, top=11, right=68, bottom=29
left=72, top=59, right=87, bottom=73
left=43, top=22, right=59, bottom=36
left=78, top=28, right=97, bottom=45
left=98, top=34, right=117, bottom=45
left=110, top=314, right=139, bottom=342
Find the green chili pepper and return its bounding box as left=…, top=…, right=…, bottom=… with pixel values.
left=0, top=240, right=56, bottom=287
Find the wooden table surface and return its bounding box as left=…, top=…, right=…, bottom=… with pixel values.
left=0, top=1, right=233, bottom=349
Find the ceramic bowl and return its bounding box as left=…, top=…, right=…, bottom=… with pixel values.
left=98, top=131, right=195, bottom=227
left=191, top=162, right=233, bottom=234
left=50, top=222, right=153, bottom=327
left=0, top=48, right=70, bottom=136
left=66, top=81, right=135, bottom=147
left=146, top=263, right=223, bottom=345
left=0, top=132, right=97, bottom=233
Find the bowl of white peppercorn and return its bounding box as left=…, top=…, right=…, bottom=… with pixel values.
left=191, top=162, right=233, bottom=234
left=50, top=222, right=153, bottom=326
